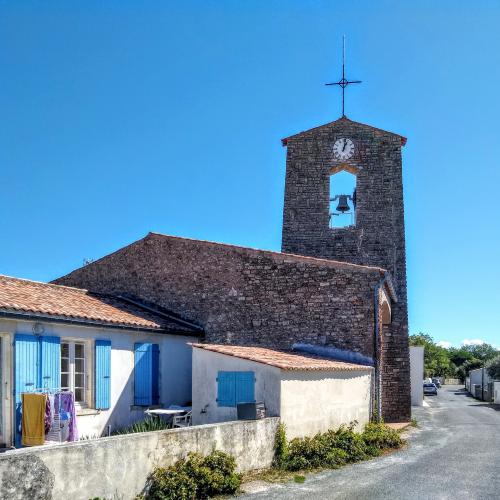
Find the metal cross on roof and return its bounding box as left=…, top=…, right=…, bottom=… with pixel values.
left=325, top=36, right=362, bottom=117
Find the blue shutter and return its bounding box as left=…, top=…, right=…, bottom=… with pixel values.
left=134, top=343, right=152, bottom=406
left=235, top=371, right=255, bottom=404
left=14, top=334, right=40, bottom=447
left=95, top=340, right=111, bottom=410
left=151, top=344, right=160, bottom=405
left=217, top=372, right=235, bottom=407
left=40, top=336, right=60, bottom=392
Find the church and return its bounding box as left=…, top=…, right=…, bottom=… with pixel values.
left=53, top=114, right=411, bottom=424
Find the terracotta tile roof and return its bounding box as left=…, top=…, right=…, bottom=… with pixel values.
left=0, top=274, right=201, bottom=334
left=190, top=343, right=372, bottom=371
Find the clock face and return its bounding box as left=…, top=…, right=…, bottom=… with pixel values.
left=333, top=138, right=354, bottom=160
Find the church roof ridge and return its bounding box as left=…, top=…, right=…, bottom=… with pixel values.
left=147, top=231, right=389, bottom=275
left=281, top=116, right=407, bottom=147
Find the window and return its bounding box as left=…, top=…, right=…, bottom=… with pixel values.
left=217, top=371, right=255, bottom=407
left=61, top=341, right=87, bottom=405
left=329, top=169, right=357, bottom=228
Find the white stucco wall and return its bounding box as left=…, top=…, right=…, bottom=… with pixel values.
left=191, top=347, right=281, bottom=425
left=469, top=367, right=492, bottom=398
left=0, top=318, right=197, bottom=446
left=192, top=347, right=373, bottom=439
left=280, top=369, right=372, bottom=439
left=494, top=382, right=500, bottom=404
left=410, top=346, right=424, bottom=406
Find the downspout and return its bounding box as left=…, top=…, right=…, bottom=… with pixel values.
left=373, top=273, right=389, bottom=422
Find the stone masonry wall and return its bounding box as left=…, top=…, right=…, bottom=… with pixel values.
left=281, top=117, right=410, bottom=422
left=55, top=233, right=384, bottom=360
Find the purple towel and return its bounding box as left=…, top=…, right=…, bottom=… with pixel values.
left=55, top=392, right=78, bottom=442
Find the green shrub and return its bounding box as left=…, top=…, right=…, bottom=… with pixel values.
left=361, top=422, right=404, bottom=452
left=148, top=465, right=197, bottom=500
left=327, top=423, right=369, bottom=462
left=275, top=421, right=404, bottom=473
left=146, top=451, right=241, bottom=500
left=274, top=423, right=289, bottom=468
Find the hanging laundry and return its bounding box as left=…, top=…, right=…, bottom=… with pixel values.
left=21, top=393, right=46, bottom=446
left=55, top=391, right=78, bottom=442
left=45, top=393, right=55, bottom=435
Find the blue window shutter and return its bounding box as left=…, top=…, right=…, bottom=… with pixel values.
left=40, top=336, right=60, bottom=392
left=14, top=334, right=40, bottom=447
left=134, top=343, right=152, bottom=406
left=217, top=372, right=235, bottom=407
left=95, top=340, right=111, bottom=410
left=151, top=344, right=160, bottom=405
left=235, top=371, right=255, bottom=404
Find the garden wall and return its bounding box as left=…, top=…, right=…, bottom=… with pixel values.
left=0, top=417, right=280, bottom=500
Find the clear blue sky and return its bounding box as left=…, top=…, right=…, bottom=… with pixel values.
left=1, top=1, right=499, bottom=347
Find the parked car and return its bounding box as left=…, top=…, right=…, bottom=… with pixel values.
left=431, top=378, right=442, bottom=388
left=424, top=383, right=438, bottom=396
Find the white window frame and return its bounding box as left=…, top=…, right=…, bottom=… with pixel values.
left=61, top=339, right=90, bottom=408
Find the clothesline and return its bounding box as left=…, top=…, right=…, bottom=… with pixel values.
left=21, top=387, right=71, bottom=393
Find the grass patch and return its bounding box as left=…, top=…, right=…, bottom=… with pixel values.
left=294, top=475, right=306, bottom=484
left=411, top=417, right=418, bottom=428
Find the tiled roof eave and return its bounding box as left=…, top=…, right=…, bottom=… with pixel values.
left=279, top=365, right=373, bottom=372
left=191, top=343, right=373, bottom=371
left=0, top=308, right=174, bottom=334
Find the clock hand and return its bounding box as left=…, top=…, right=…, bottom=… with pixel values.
left=342, top=139, right=347, bottom=152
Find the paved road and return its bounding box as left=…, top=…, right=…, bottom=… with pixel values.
left=240, top=386, right=500, bottom=500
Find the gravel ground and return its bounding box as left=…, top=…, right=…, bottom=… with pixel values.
left=239, top=386, right=500, bottom=500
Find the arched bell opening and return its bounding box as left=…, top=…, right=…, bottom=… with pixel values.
left=329, top=167, right=357, bottom=228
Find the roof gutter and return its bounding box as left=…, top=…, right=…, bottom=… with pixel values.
left=0, top=310, right=201, bottom=337
left=116, top=295, right=203, bottom=332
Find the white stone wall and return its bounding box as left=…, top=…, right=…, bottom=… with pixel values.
left=494, top=382, right=500, bottom=404
left=0, top=417, right=280, bottom=500
left=280, top=369, right=372, bottom=439
left=191, top=347, right=281, bottom=425
left=410, top=346, right=424, bottom=406
left=0, top=318, right=197, bottom=445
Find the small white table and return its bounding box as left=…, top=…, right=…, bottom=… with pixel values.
left=144, top=409, right=186, bottom=416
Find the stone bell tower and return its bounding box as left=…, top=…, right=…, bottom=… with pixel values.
left=281, top=116, right=410, bottom=422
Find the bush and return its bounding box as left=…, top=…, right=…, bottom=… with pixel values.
left=146, top=451, right=241, bottom=500
left=361, top=422, right=404, bottom=453
left=274, top=423, right=289, bottom=468
left=274, top=421, right=404, bottom=473
left=148, top=466, right=197, bottom=500
left=486, top=355, right=500, bottom=380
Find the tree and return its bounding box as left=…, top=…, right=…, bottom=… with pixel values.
left=409, top=333, right=454, bottom=378
left=486, top=355, right=500, bottom=380
left=463, top=343, right=499, bottom=362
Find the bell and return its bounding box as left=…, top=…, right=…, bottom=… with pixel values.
left=335, top=194, right=350, bottom=213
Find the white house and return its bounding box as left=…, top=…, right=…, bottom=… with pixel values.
left=191, top=343, right=373, bottom=439
left=0, top=275, right=202, bottom=447
left=468, top=367, right=494, bottom=401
